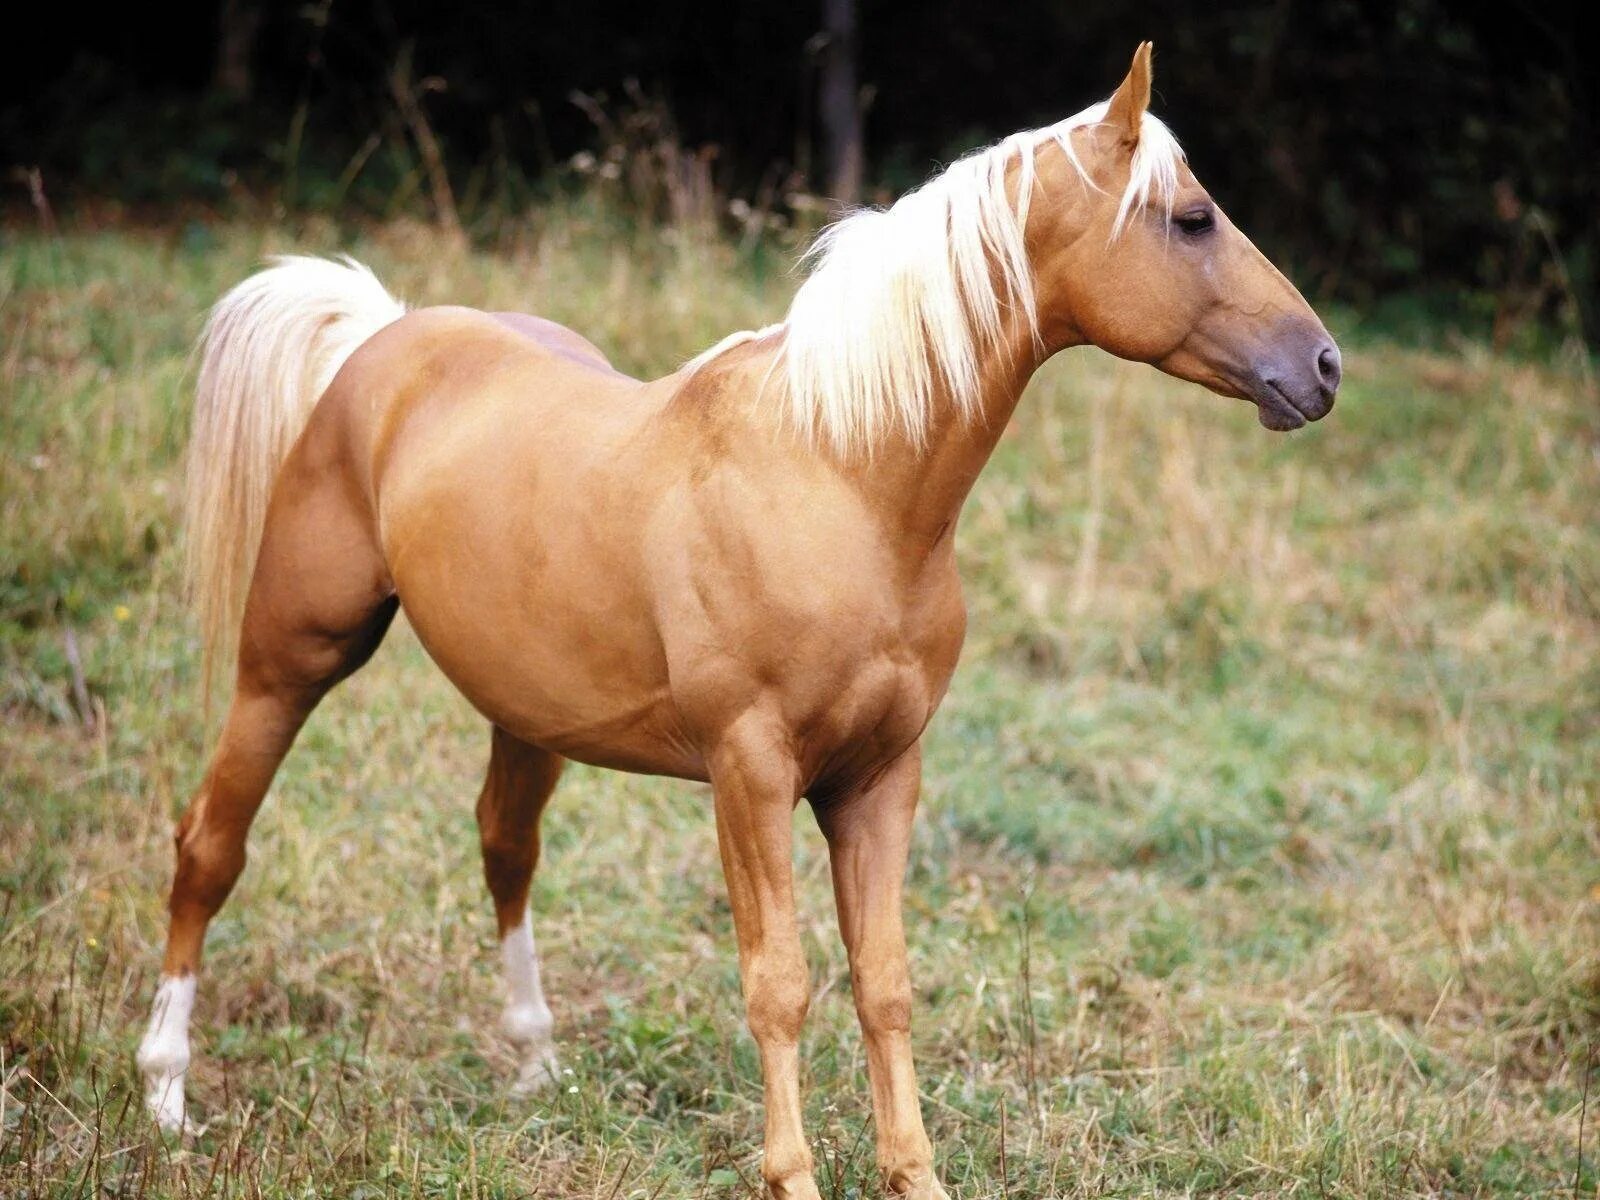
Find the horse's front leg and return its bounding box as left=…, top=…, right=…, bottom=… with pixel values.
left=708, top=719, right=820, bottom=1200
left=814, top=743, right=947, bottom=1199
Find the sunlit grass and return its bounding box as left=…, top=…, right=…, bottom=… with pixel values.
left=2, top=214, right=1598, bottom=1197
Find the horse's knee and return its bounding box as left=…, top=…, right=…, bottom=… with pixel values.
left=744, top=949, right=810, bottom=1043
left=851, top=966, right=915, bottom=1036
left=855, top=982, right=912, bottom=1037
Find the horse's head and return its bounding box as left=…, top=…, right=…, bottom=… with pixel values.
left=1035, top=43, right=1340, bottom=430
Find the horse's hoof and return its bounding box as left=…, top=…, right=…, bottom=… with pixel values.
left=508, top=1046, right=561, bottom=1097
left=138, top=1055, right=190, bottom=1135
left=765, top=1177, right=823, bottom=1200
left=144, top=1085, right=194, bottom=1137
left=889, top=1169, right=950, bottom=1200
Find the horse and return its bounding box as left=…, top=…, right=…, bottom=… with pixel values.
left=137, top=43, right=1339, bottom=1200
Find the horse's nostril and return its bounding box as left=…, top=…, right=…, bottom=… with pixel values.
left=1316, top=345, right=1342, bottom=390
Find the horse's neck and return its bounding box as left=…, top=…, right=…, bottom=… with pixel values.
left=852, top=311, right=1058, bottom=553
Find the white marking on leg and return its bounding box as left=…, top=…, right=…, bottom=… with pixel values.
left=500, top=911, right=559, bottom=1094
left=136, top=974, right=196, bottom=1132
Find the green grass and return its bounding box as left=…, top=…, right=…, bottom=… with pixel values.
left=2, top=213, right=1598, bottom=1198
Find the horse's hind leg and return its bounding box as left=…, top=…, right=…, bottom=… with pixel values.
left=475, top=727, right=565, bottom=1094
left=138, top=478, right=396, bottom=1130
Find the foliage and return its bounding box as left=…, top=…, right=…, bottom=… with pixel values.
left=4, top=0, right=1595, bottom=344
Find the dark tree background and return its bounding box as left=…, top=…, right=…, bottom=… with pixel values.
left=4, top=0, right=1594, bottom=339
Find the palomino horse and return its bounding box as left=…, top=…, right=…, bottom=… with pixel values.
left=139, top=44, right=1339, bottom=1199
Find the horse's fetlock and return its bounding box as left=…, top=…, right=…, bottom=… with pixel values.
left=136, top=1035, right=190, bottom=1078
left=883, top=1143, right=938, bottom=1194
left=138, top=975, right=196, bottom=1083
left=502, top=1001, right=553, bottom=1047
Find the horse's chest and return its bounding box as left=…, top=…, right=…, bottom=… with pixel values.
left=658, top=490, right=967, bottom=783
left=798, top=658, right=941, bottom=790
left=746, top=582, right=966, bottom=789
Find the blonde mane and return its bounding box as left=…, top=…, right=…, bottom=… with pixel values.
left=688, top=101, right=1183, bottom=455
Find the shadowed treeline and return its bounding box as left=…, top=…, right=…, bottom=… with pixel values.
left=3, top=0, right=1596, bottom=344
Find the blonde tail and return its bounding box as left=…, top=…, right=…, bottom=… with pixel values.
left=185, top=255, right=405, bottom=691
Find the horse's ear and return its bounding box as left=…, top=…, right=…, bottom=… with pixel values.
left=1105, top=41, right=1154, bottom=148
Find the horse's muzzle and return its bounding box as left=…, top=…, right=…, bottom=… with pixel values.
left=1251, top=327, right=1341, bottom=431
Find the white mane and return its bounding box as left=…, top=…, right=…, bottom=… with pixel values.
left=687, top=100, right=1183, bottom=455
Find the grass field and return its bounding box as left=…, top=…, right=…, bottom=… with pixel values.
left=3, top=212, right=1599, bottom=1198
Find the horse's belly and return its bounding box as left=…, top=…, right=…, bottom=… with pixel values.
left=383, top=509, right=701, bottom=778
left=399, top=586, right=705, bottom=779
left=372, top=378, right=707, bottom=774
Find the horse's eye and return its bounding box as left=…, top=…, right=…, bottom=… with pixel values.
left=1175, top=209, right=1215, bottom=237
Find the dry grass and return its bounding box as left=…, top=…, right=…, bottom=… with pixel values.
left=2, top=213, right=1598, bottom=1198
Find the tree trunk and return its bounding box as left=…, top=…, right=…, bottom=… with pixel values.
left=215, top=0, right=262, bottom=100
left=818, top=0, right=863, bottom=205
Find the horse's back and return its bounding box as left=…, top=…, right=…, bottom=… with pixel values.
left=487, top=311, right=626, bottom=377
left=330, top=306, right=650, bottom=483
left=359, top=304, right=636, bottom=401
left=330, top=302, right=675, bottom=577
